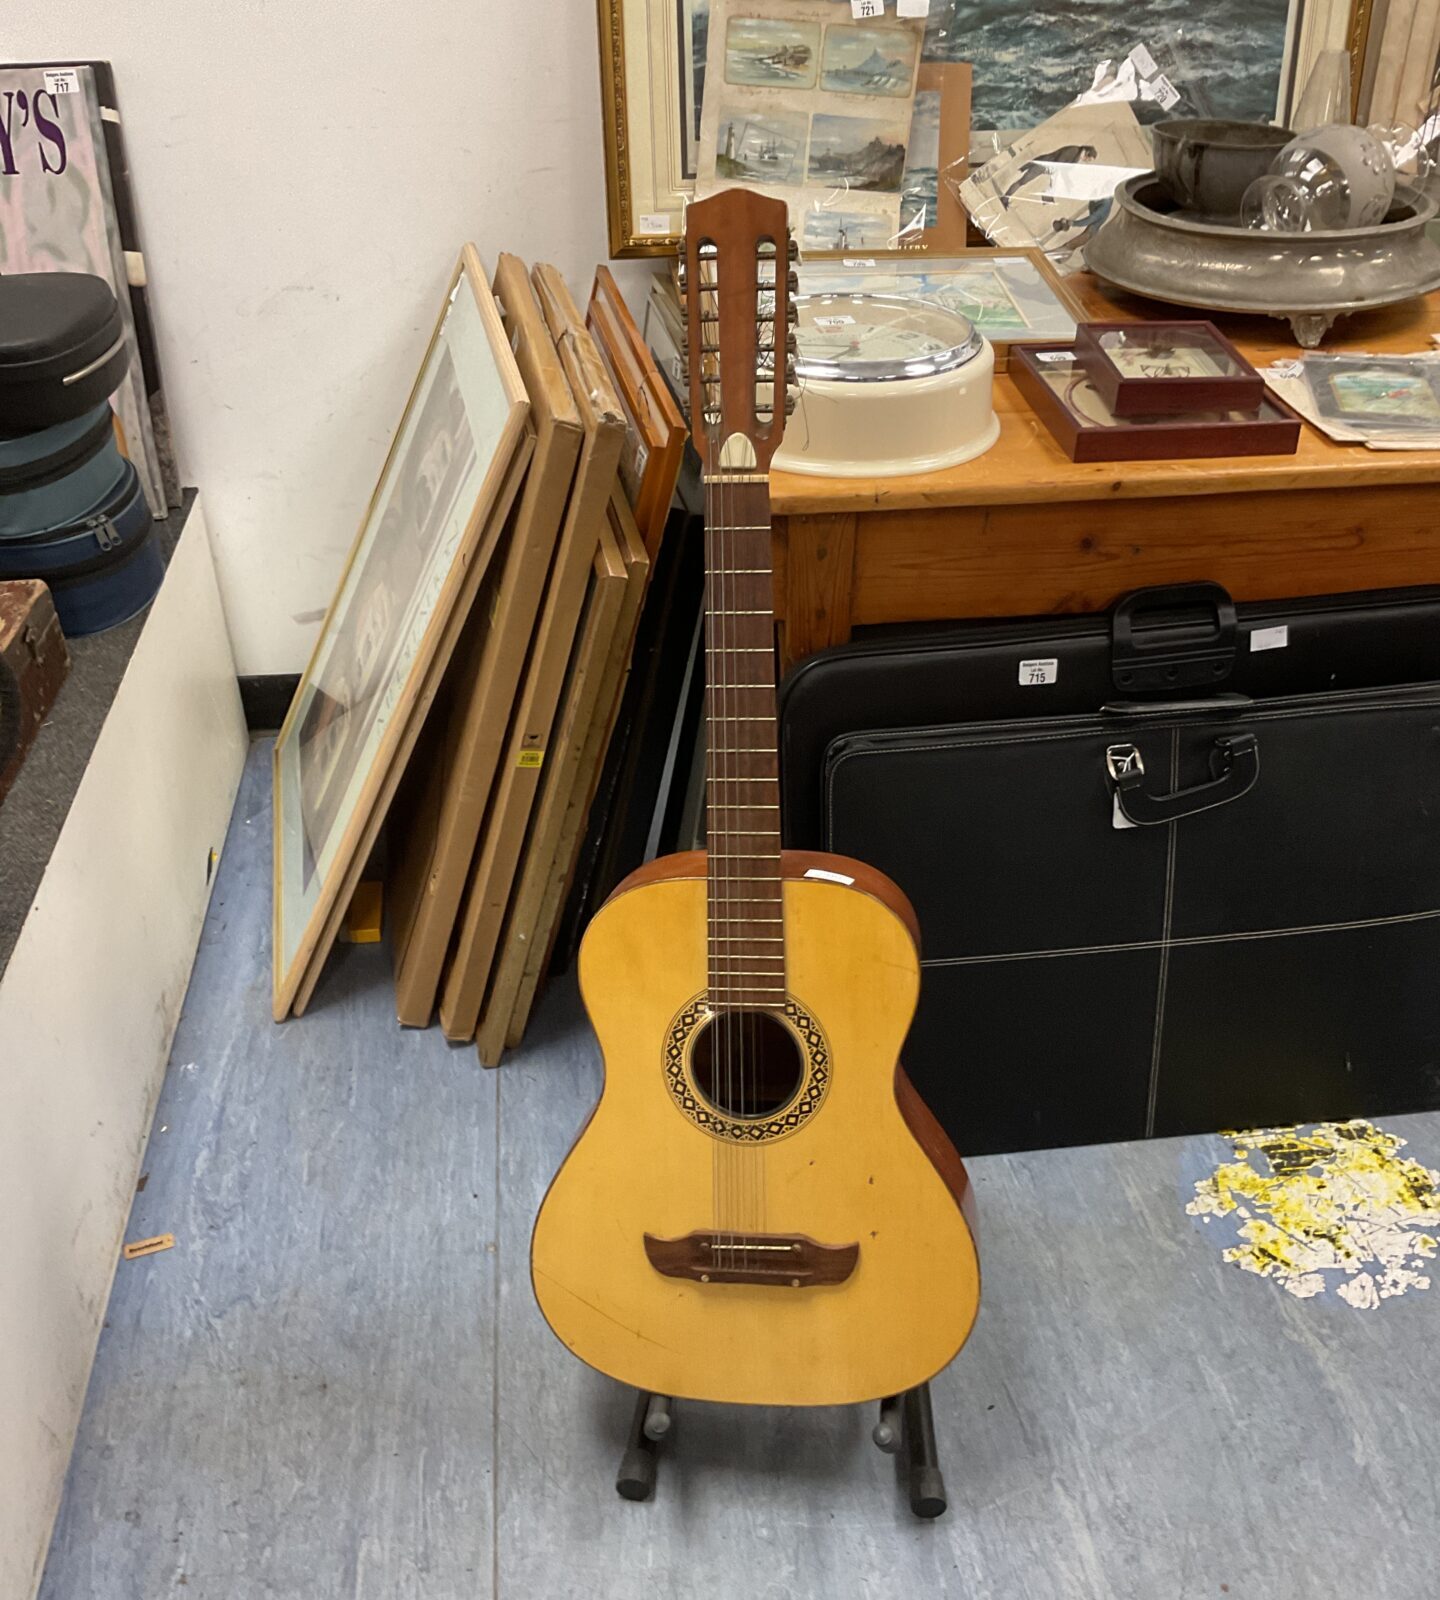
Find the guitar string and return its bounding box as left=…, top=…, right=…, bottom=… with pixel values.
left=701, top=245, right=721, bottom=1271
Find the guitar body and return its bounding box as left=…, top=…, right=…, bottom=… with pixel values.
left=531, top=849, right=980, bottom=1408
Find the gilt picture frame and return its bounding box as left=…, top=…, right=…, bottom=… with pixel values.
left=599, top=0, right=708, bottom=256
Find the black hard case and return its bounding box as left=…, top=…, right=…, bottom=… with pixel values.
left=0, top=273, right=128, bottom=433
left=779, top=585, right=1440, bottom=1156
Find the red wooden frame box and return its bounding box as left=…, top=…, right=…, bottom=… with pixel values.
left=1073, top=319, right=1265, bottom=417
left=1012, top=344, right=1302, bottom=463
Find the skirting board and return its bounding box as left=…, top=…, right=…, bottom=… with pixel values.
left=0, top=499, right=247, bottom=1600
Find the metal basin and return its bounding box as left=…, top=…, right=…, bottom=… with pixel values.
left=1151, top=119, right=1293, bottom=218
left=1085, top=175, right=1440, bottom=345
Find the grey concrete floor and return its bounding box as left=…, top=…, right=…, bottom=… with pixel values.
left=36, top=739, right=1440, bottom=1599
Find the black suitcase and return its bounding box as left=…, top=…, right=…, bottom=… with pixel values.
left=779, top=584, right=1440, bottom=1156
left=0, top=272, right=129, bottom=433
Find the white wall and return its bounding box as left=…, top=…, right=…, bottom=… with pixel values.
left=6, top=0, right=631, bottom=675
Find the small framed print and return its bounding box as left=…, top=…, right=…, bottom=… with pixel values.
left=1012, top=345, right=1301, bottom=463
left=794, top=247, right=1083, bottom=371
left=1302, top=355, right=1440, bottom=432
left=1073, top=320, right=1264, bottom=417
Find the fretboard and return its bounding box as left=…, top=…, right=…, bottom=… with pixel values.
left=704, top=476, right=783, bottom=1010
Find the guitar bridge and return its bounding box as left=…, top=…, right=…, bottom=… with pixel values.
left=643, top=1230, right=859, bottom=1288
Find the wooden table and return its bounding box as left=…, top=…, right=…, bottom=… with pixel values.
left=770, top=277, right=1440, bottom=668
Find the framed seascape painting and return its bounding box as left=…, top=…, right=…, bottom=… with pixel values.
left=922, top=0, right=1372, bottom=133
left=272, top=247, right=529, bottom=1017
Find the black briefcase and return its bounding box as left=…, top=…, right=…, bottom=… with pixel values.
left=779, top=584, right=1440, bottom=1156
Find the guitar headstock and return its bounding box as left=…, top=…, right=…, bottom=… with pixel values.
left=679, top=190, right=799, bottom=475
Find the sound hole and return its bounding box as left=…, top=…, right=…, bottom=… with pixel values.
left=691, top=1009, right=804, bottom=1119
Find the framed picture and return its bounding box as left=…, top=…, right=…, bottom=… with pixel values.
left=1073, top=320, right=1265, bottom=416
left=1011, top=344, right=1302, bottom=463
left=599, top=0, right=707, bottom=256
left=1360, top=0, right=1440, bottom=127
left=1303, top=354, right=1440, bottom=428
left=794, top=248, right=1084, bottom=370
left=272, top=247, right=530, bottom=1018
left=922, top=0, right=1372, bottom=133
left=587, top=265, right=687, bottom=555
left=598, top=0, right=968, bottom=256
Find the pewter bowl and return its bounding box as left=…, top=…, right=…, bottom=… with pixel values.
left=1085, top=175, right=1440, bottom=346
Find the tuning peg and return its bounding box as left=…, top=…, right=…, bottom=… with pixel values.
left=787, top=237, right=800, bottom=262
left=787, top=270, right=799, bottom=295
left=786, top=331, right=798, bottom=355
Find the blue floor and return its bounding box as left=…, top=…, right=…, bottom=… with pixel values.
left=38, top=740, right=1440, bottom=1598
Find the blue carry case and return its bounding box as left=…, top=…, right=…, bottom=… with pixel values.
left=0, top=459, right=159, bottom=636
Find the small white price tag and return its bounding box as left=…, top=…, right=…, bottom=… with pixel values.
left=1019, top=657, right=1059, bottom=686
left=897, top=0, right=930, bottom=15
left=841, top=257, right=877, bottom=268
left=1128, top=43, right=1159, bottom=77
left=850, top=0, right=884, bottom=17
left=636, top=212, right=672, bottom=236
left=1250, top=624, right=1289, bottom=653
left=1035, top=351, right=1072, bottom=363
left=43, top=68, right=79, bottom=96
left=1112, top=794, right=1138, bottom=830
left=1151, top=73, right=1181, bottom=111
left=813, top=314, right=855, bottom=330
left=1271, top=359, right=1303, bottom=379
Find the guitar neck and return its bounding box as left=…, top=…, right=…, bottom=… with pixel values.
left=704, top=473, right=783, bottom=1010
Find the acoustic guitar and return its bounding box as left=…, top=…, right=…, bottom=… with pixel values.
left=531, top=190, right=980, bottom=1407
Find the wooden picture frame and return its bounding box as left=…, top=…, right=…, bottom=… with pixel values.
left=587, top=265, right=687, bottom=556
left=477, top=489, right=651, bottom=1066
left=1072, top=321, right=1265, bottom=417
left=1359, top=0, right=1439, bottom=125
left=437, top=266, right=628, bottom=1041
left=1281, top=0, right=1377, bottom=123
left=598, top=0, right=702, bottom=257
left=795, top=247, right=1086, bottom=373
left=386, top=254, right=585, bottom=1027
left=598, top=4, right=969, bottom=258
left=271, top=246, right=530, bottom=1019
left=1011, top=343, right=1302, bottom=463
left=289, top=438, right=534, bottom=1018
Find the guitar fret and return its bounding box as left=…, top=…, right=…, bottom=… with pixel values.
left=710, top=609, right=772, bottom=616
left=711, top=803, right=780, bottom=809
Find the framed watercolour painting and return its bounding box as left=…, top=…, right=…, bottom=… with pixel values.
left=272, top=247, right=530, bottom=1018
left=598, top=0, right=966, bottom=256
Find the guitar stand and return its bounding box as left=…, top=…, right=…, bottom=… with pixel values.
left=615, top=1382, right=948, bottom=1519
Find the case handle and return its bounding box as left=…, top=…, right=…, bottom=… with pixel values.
left=1106, top=734, right=1259, bottom=826
left=1111, top=582, right=1238, bottom=693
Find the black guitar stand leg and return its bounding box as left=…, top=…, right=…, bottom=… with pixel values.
left=616, top=1391, right=673, bottom=1501
left=902, top=1384, right=948, bottom=1518
left=874, top=1385, right=948, bottom=1518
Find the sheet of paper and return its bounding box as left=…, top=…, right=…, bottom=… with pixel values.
left=958, top=102, right=1152, bottom=251
left=696, top=0, right=925, bottom=248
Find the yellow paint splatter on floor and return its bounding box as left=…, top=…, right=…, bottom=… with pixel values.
left=1187, top=1120, right=1440, bottom=1307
